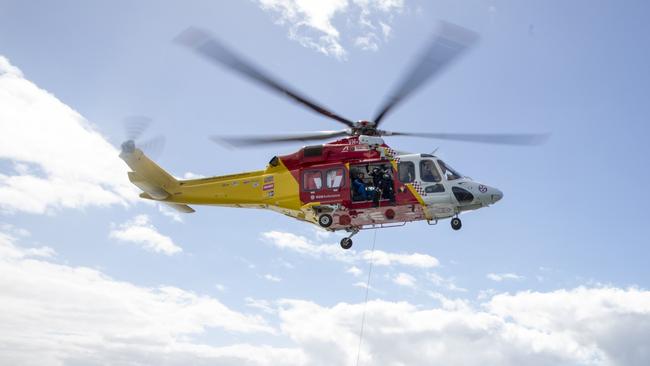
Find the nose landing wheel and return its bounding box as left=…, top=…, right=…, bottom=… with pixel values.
left=451, top=217, right=462, bottom=231
left=340, top=237, right=353, bottom=250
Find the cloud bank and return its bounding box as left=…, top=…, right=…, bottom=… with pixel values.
left=0, top=56, right=135, bottom=214
left=278, top=288, right=650, bottom=365
left=2, top=227, right=650, bottom=365
left=0, top=229, right=294, bottom=365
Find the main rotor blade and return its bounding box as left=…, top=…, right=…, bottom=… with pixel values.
left=373, top=21, right=479, bottom=126
left=211, top=130, right=350, bottom=147
left=176, top=27, right=355, bottom=128
left=387, top=132, right=549, bottom=145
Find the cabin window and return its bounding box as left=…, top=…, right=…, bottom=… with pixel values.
left=303, top=170, right=323, bottom=191
left=325, top=168, right=345, bottom=189
left=398, top=162, right=415, bottom=183
left=420, top=159, right=441, bottom=182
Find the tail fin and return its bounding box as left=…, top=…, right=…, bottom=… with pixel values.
left=120, top=142, right=194, bottom=212
left=120, top=141, right=279, bottom=209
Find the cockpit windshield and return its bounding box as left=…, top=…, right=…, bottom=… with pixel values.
left=438, top=160, right=463, bottom=181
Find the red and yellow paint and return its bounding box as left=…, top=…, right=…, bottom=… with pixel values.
left=121, top=136, right=426, bottom=229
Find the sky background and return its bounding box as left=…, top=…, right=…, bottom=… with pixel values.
left=1, top=1, right=650, bottom=365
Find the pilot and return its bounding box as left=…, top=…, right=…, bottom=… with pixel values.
left=421, top=160, right=438, bottom=182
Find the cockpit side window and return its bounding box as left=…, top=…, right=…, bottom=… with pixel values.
left=398, top=162, right=415, bottom=183
left=419, top=159, right=441, bottom=182
left=438, top=160, right=463, bottom=181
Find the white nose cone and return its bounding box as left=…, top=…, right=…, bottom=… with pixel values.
left=475, top=184, right=503, bottom=206
left=491, top=188, right=503, bottom=203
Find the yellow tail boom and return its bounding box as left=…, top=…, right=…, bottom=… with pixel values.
left=119, top=146, right=301, bottom=214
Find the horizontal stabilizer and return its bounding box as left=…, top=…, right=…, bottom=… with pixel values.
left=128, top=172, right=170, bottom=200
left=164, top=202, right=195, bottom=213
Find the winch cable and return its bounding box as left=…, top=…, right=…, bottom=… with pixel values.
left=355, top=229, right=378, bottom=366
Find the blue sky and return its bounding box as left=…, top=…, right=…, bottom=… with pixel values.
left=1, top=1, right=650, bottom=364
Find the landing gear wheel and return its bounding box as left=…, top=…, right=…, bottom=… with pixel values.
left=318, top=214, right=333, bottom=228
left=451, top=217, right=462, bottom=231
left=340, top=237, right=353, bottom=250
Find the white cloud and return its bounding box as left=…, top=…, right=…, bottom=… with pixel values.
left=379, top=20, right=391, bottom=37
left=0, top=222, right=30, bottom=238
left=477, top=288, right=498, bottom=300
left=183, top=171, right=205, bottom=179
left=110, top=214, right=182, bottom=255
left=24, top=245, right=56, bottom=258
left=311, top=226, right=334, bottom=241
left=264, top=274, right=282, bottom=282
left=258, top=0, right=348, bottom=58
left=256, top=0, right=405, bottom=59
left=278, top=287, right=650, bottom=366
left=262, top=230, right=353, bottom=261
left=360, top=249, right=439, bottom=268
left=352, top=0, right=403, bottom=51
left=428, top=272, right=467, bottom=292
left=158, top=202, right=184, bottom=222
left=393, top=272, right=415, bottom=288
left=0, top=231, right=54, bottom=261
left=487, top=272, right=525, bottom=282
left=0, top=56, right=136, bottom=214
left=246, top=297, right=276, bottom=314
left=354, top=34, right=380, bottom=51
left=428, top=291, right=472, bottom=311
left=4, top=226, right=650, bottom=365
left=262, top=230, right=439, bottom=269
left=346, top=265, right=362, bottom=276
left=352, top=281, right=377, bottom=292
left=0, top=230, right=304, bottom=365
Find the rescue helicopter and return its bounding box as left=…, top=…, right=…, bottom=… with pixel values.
left=120, top=22, right=546, bottom=249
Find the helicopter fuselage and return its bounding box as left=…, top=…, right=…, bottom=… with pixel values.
left=120, top=135, right=503, bottom=236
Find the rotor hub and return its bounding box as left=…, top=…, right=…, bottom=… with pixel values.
left=352, top=120, right=379, bottom=136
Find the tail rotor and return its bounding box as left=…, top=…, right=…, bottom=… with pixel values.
left=121, top=116, right=166, bottom=158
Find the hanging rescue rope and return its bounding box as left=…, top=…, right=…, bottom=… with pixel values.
left=355, top=229, right=378, bottom=366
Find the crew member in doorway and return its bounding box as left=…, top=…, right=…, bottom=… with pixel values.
left=352, top=172, right=376, bottom=202
left=368, top=165, right=387, bottom=187
left=380, top=170, right=396, bottom=205
left=373, top=169, right=396, bottom=207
